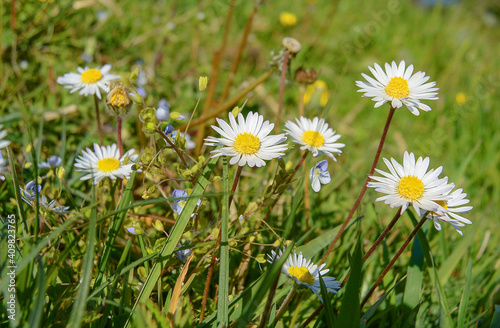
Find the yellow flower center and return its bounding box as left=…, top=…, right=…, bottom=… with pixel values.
left=288, top=266, right=315, bottom=285
left=430, top=200, right=448, bottom=216
left=397, top=175, right=424, bottom=201
left=302, top=130, right=325, bottom=147
left=81, top=68, right=102, bottom=84
left=233, top=133, right=260, bottom=155
left=385, top=76, right=409, bottom=99
left=97, top=158, right=120, bottom=172
left=109, top=92, right=126, bottom=105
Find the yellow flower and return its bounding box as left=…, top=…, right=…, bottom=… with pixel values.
left=304, top=80, right=329, bottom=107
left=280, top=12, right=297, bottom=27
left=455, top=92, right=467, bottom=105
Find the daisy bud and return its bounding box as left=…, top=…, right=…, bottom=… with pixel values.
left=106, top=82, right=133, bottom=118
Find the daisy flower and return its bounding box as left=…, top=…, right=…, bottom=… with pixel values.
left=204, top=111, right=288, bottom=167
left=356, top=60, right=439, bottom=115
left=309, top=160, right=331, bottom=192
left=74, top=143, right=139, bottom=184
left=0, top=125, right=11, bottom=149
left=284, top=117, right=344, bottom=160
left=267, top=248, right=340, bottom=300
left=367, top=151, right=454, bottom=215
left=426, top=188, right=473, bottom=235
left=57, top=64, right=121, bottom=99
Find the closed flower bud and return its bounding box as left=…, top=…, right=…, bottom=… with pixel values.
left=199, top=76, right=208, bottom=91
left=106, top=82, right=133, bottom=117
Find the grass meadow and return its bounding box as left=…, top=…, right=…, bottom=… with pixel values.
left=1, top=0, right=500, bottom=327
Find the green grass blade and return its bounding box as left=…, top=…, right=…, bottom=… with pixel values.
left=334, top=236, right=362, bottom=328
left=94, top=171, right=137, bottom=288
left=217, top=156, right=230, bottom=327
left=491, top=305, right=500, bottom=328
left=402, top=232, right=424, bottom=320
left=318, top=271, right=335, bottom=326
left=27, top=257, right=46, bottom=328
left=437, top=230, right=475, bottom=284
left=457, top=258, right=473, bottom=328
left=125, top=156, right=219, bottom=327
left=361, top=278, right=406, bottom=328
left=236, top=243, right=294, bottom=328
left=67, top=186, right=98, bottom=327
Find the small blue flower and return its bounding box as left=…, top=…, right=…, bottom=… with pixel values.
left=309, top=160, right=331, bottom=192
left=171, top=189, right=201, bottom=216
left=164, top=124, right=175, bottom=136
left=175, top=242, right=193, bottom=262
left=39, top=155, right=62, bottom=169
left=21, top=181, right=42, bottom=201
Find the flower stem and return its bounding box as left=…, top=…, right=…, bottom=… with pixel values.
left=321, top=106, right=396, bottom=264
left=276, top=51, right=289, bottom=130
left=363, top=208, right=402, bottom=262
left=360, top=214, right=427, bottom=308
left=275, top=285, right=297, bottom=323
left=228, top=165, right=243, bottom=209
left=117, top=117, right=123, bottom=157
left=94, top=94, right=104, bottom=145
left=156, top=128, right=188, bottom=168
